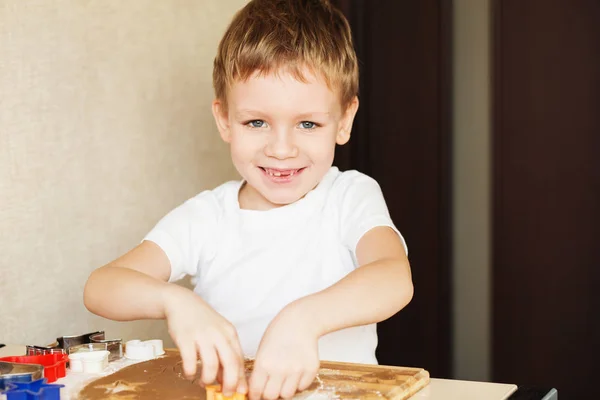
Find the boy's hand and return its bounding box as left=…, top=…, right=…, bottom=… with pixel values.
left=249, top=304, right=320, bottom=400
left=162, top=285, right=248, bottom=397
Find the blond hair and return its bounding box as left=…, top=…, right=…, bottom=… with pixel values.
left=213, top=0, right=359, bottom=109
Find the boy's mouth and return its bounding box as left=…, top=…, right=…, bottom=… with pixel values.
left=260, top=167, right=304, bottom=176
left=258, top=167, right=306, bottom=182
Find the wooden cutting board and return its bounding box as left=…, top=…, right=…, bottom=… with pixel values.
left=204, top=359, right=430, bottom=400
left=75, top=350, right=429, bottom=400
left=292, top=360, right=429, bottom=399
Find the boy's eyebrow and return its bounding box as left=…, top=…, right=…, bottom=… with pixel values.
left=234, top=110, right=268, bottom=119
left=234, top=110, right=331, bottom=119
left=295, top=112, right=331, bottom=119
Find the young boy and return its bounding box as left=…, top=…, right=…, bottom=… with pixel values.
left=83, top=1, right=413, bottom=399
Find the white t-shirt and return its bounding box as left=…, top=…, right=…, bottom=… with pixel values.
left=144, top=167, right=406, bottom=364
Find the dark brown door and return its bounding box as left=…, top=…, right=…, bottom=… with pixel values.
left=332, top=0, right=453, bottom=378
left=492, top=1, right=600, bottom=397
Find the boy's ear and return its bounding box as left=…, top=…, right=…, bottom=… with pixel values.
left=212, top=99, right=231, bottom=143
left=336, top=96, right=359, bottom=145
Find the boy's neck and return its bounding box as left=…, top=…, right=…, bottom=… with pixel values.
left=238, top=182, right=284, bottom=211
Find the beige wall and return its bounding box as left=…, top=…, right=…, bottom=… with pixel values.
left=452, top=0, right=492, bottom=381
left=0, top=0, right=247, bottom=347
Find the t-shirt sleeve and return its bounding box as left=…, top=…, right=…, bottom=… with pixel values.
left=142, top=193, right=218, bottom=283
left=337, top=171, right=408, bottom=259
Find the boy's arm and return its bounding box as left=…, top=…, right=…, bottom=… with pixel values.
left=83, top=240, right=177, bottom=321
left=285, top=225, right=413, bottom=336
left=84, top=240, right=248, bottom=395
left=248, top=226, right=412, bottom=400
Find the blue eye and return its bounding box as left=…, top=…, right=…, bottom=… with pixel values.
left=299, top=121, right=317, bottom=129
left=248, top=120, right=266, bottom=128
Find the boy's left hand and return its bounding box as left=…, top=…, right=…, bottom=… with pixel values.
left=248, top=305, right=321, bottom=400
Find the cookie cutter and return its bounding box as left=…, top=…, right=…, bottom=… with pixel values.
left=0, top=354, right=68, bottom=383
left=56, top=331, right=104, bottom=352
left=68, top=350, right=109, bottom=374
left=206, top=384, right=246, bottom=400
left=1, top=378, right=64, bottom=400
left=0, top=361, right=44, bottom=390
left=66, top=343, right=107, bottom=355
left=25, top=342, right=64, bottom=356
left=49, top=331, right=122, bottom=362
left=124, top=339, right=164, bottom=360
left=89, top=332, right=123, bottom=362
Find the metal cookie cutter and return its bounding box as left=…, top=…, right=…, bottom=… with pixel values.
left=26, top=342, right=65, bottom=356
left=55, top=331, right=123, bottom=361
left=2, top=378, right=64, bottom=400
left=66, top=342, right=107, bottom=355
left=89, top=332, right=123, bottom=362
left=56, top=331, right=104, bottom=352
left=0, top=361, right=44, bottom=390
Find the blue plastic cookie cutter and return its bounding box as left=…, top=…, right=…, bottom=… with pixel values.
left=0, top=361, right=43, bottom=390
left=1, top=378, right=64, bottom=400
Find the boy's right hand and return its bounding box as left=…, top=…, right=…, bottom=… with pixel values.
left=162, top=284, right=248, bottom=397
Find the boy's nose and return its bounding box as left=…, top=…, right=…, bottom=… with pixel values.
left=264, top=131, right=298, bottom=159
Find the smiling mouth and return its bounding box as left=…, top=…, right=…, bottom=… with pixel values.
left=259, top=167, right=306, bottom=178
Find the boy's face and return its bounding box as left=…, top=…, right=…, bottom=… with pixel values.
left=212, top=67, right=359, bottom=210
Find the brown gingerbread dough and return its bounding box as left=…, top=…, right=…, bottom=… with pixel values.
left=76, top=350, right=206, bottom=400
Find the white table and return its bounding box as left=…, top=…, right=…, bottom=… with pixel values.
left=1, top=344, right=517, bottom=399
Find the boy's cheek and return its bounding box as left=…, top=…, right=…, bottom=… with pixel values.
left=230, top=138, right=262, bottom=159
left=306, top=135, right=339, bottom=155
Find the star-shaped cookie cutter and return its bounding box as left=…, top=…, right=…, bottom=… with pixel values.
left=1, top=377, right=64, bottom=400
left=0, top=361, right=43, bottom=391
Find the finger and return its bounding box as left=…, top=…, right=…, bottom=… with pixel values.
left=236, top=363, right=248, bottom=395
left=230, top=338, right=248, bottom=394
left=176, top=338, right=198, bottom=379
left=215, top=339, right=241, bottom=396
left=198, top=341, right=220, bottom=386
left=262, top=374, right=285, bottom=400
left=279, top=372, right=302, bottom=399
left=298, top=368, right=318, bottom=392
left=248, top=367, right=268, bottom=400
left=230, top=335, right=245, bottom=365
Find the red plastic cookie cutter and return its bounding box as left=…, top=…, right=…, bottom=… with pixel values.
left=0, top=354, right=68, bottom=383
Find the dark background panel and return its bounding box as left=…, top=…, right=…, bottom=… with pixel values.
left=493, top=0, right=600, bottom=398
left=330, top=0, right=600, bottom=394
left=332, top=0, right=453, bottom=378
